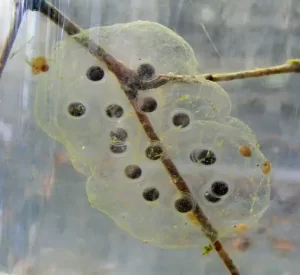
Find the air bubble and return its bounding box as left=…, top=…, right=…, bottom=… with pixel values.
left=143, top=188, right=160, bottom=201
left=68, top=102, right=86, bottom=117
left=172, top=113, right=190, bottom=128
left=106, top=104, right=124, bottom=119
left=86, top=66, right=105, bottom=81
left=125, top=165, right=142, bottom=179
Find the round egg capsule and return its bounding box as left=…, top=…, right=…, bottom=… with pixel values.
left=211, top=181, right=229, bottom=196
left=137, top=63, right=156, bottom=80
left=174, top=196, right=195, bottom=213
left=68, top=102, right=86, bottom=117
left=124, top=165, right=142, bottom=179
left=86, top=66, right=105, bottom=81
left=142, top=187, right=160, bottom=201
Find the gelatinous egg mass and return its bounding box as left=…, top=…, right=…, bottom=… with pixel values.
left=35, top=21, right=271, bottom=248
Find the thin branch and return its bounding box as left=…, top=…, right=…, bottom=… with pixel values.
left=137, top=60, right=300, bottom=90
left=0, top=2, right=26, bottom=76
left=203, top=60, right=300, bottom=82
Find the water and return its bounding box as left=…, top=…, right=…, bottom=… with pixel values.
left=0, top=1, right=299, bottom=274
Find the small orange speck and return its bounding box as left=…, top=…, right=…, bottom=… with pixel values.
left=273, top=239, right=296, bottom=252
left=176, top=238, right=189, bottom=245
left=54, top=151, right=70, bottom=165
left=31, top=56, right=49, bottom=75
left=272, top=216, right=290, bottom=224
left=187, top=213, right=200, bottom=225
left=239, top=146, right=252, bottom=157
left=143, top=240, right=148, bottom=244
left=234, top=223, right=248, bottom=235
left=232, top=236, right=251, bottom=252
left=262, top=161, right=271, bottom=174
left=272, top=216, right=281, bottom=223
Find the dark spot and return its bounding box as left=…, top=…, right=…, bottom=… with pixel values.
left=204, top=192, right=221, bottom=203
left=140, top=97, right=157, bottom=113
left=137, top=63, right=155, bottom=80
left=86, top=66, right=105, bottom=81
left=106, top=104, right=124, bottom=119
left=190, top=149, right=216, bottom=165
left=232, top=236, right=252, bottom=252
left=256, top=226, right=267, bottom=234
left=68, top=102, right=86, bottom=117
left=41, top=64, right=49, bottom=72
left=238, top=97, right=266, bottom=115
left=125, top=89, right=138, bottom=100
left=25, top=266, right=35, bottom=275
left=280, top=102, right=300, bottom=120
left=174, top=197, right=194, bottom=213
left=125, top=165, right=142, bottom=179
left=211, top=181, right=229, bottom=196
left=109, top=144, right=127, bottom=154
left=172, top=113, right=190, bottom=128
left=206, top=74, right=214, bottom=81
left=110, top=128, right=128, bottom=144
left=142, top=188, right=159, bottom=201
left=145, top=144, right=164, bottom=160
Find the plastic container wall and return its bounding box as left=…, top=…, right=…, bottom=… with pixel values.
left=0, top=1, right=299, bottom=275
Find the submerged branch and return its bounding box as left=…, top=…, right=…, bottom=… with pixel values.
left=138, top=60, right=300, bottom=90
left=203, top=60, right=300, bottom=82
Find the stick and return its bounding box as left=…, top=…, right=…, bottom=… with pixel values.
left=136, top=60, right=300, bottom=90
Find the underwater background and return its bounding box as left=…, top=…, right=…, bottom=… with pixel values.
left=0, top=0, right=300, bottom=274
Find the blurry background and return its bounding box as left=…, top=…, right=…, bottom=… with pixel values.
left=0, top=0, right=300, bottom=274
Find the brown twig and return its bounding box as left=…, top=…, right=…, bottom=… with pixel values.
left=202, top=60, right=300, bottom=82
left=136, top=60, right=300, bottom=90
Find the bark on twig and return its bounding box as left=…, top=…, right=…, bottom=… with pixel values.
left=137, top=60, right=300, bottom=90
